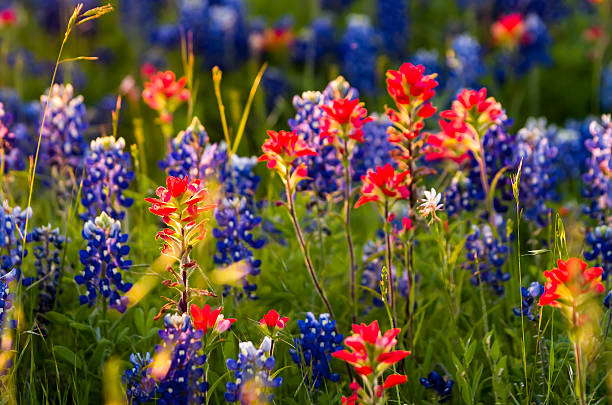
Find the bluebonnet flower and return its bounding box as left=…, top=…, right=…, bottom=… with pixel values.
left=340, top=15, right=378, bottom=95
left=517, top=13, right=551, bottom=74
left=291, top=16, right=336, bottom=65
left=601, top=63, right=612, bottom=113
left=223, top=155, right=261, bottom=199
left=124, top=313, right=208, bottom=404
left=377, top=0, right=409, bottom=58
left=584, top=223, right=612, bottom=281
left=583, top=115, right=612, bottom=219
left=447, top=34, right=485, bottom=92
left=289, top=312, right=343, bottom=388
left=513, top=281, right=544, bottom=321
left=225, top=336, right=282, bottom=403
left=444, top=119, right=515, bottom=217
left=463, top=223, right=510, bottom=295
left=351, top=117, right=395, bottom=182
left=0, top=102, right=30, bottom=173
left=0, top=269, right=17, bottom=336
left=0, top=201, right=31, bottom=280
left=262, top=67, right=290, bottom=112
left=74, top=212, right=132, bottom=312
left=123, top=352, right=156, bottom=404
left=22, top=225, right=67, bottom=315
left=494, top=0, right=569, bottom=22
left=39, top=83, right=88, bottom=191
left=120, top=0, right=163, bottom=40
left=203, top=3, right=249, bottom=71
left=605, top=290, right=611, bottom=309
left=514, top=118, right=558, bottom=225
left=420, top=370, right=454, bottom=402
left=213, top=197, right=265, bottom=299
left=553, top=119, right=591, bottom=180
left=80, top=136, right=134, bottom=221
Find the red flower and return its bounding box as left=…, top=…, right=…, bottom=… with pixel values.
left=260, top=309, right=289, bottom=329
left=190, top=304, right=236, bottom=334
left=142, top=70, right=190, bottom=122
left=429, top=88, right=502, bottom=163
left=385, top=63, right=438, bottom=143
left=145, top=175, right=215, bottom=258
left=491, top=13, right=526, bottom=47
left=383, top=374, right=407, bottom=389
left=332, top=320, right=410, bottom=375
left=320, top=98, right=373, bottom=148
left=540, top=258, right=604, bottom=307
left=0, top=8, right=16, bottom=26
left=259, top=129, right=317, bottom=191
left=354, top=164, right=410, bottom=209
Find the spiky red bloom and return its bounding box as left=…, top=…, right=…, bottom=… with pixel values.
left=540, top=258, right=605, bottom=307
left=145, top=175, right=215, bottom=258
left=190, top=304, right=236, bottom=334
left=354, top=164, right=410, bottom=209
left=142, top=70, right=190, bottom=122
left=491, top=13, right=525, bottom=47
left=332, top=320, right=410, bottom=376
left=427, top=88, right=502, bottom=162
left=259, top=129, right=317, bottom=191
left=320, top=98, right=373, bottom=145
left=260, top=309, right=289, bottom=329
left=385, top=63, right=438, bottom=143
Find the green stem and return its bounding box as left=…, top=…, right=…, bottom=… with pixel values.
left=342, top=151, right=357, bottom=324
left=383, top=200, right=397, bottom=328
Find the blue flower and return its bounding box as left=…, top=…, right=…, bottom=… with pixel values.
left=0, top=269, right=17, bottom=336
left=74, top=212, right=132, bottom=312
left=213, top=197, right=265, bottom=299
left=601, top=63, right=612, bottom=113
left=514, top=118, right=559, bottom=225
left=420, top=370, right=454, bottom=402
left=513, top=281, right=544, bottom=321
left=22, top=225, right=67, bottom=316
left=494, top=0, right=569, bottom=22
left=584, top=223, right=612, bottom=281
left=447, top=34, right=485, bottom=92
left=0, top=102, right=30, bottom=173
left=583, top=115, right=612, bottom=219
left=412, top=49, right=444, bottom=89
left=262, top=67, right=290, bottom=112
left=80, top=136, right=134, bottom=221
left=351, top=117, right=395, bottom=183
left=377, top=0, right=409, bottom=59
left=0, top=201, right=31, bottom=281
left=605, top=290, right=611, bottom=309
left=291, top=16, right=336, bottom=65
left=224, top=336, right=282, bottom=403
left=553, top=119, right=590, bottom=180
left=289, top=313, right=343, bottom=388
left=340, top=15, right=378, bottom=95
left=463, top=223, right=510, bottom=295
left=124, top=313, right=208, bottom=405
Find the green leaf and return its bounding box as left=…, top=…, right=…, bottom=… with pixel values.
left=134, top=307, right=145, bottom=336
left=44, top=311, right=72, bottom=326
left=53, top=345, right=82, bottom=369
left=69, top=321, right=91, bottom=332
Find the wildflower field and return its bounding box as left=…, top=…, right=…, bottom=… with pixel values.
left=1, top=0, right=612, bottom=404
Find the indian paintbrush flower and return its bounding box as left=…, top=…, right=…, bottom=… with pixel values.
left=190, top=303, right=236, bottom=335
left=142, top=70, right=189, bottom=124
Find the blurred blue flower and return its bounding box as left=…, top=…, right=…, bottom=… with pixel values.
left=420, top=370, right=454, bottom=402
left=463, top=223, right=510, bottom=295
left=513, top=281, right=544, bottom=321
left=377, top=0, right=409, bottom=59
left=583, top=115, right=612, bottom=219
left=340, top=15, right=378, bottom=95
left=74, top=212, right=132, bottom=313
left=289, top=313, right=343, bottom=388
left=584, top=223, right=612, bottom=281
left=292, top=16, right=336, bottom=65
left=447, top=34, right=485, bottom=92
left=351, top=116, right=395, bottom=183
left=0, top=102, right=30, bottom=173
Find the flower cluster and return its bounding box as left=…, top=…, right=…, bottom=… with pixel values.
left=420, top=370, right=454, bottom=402
left=190, top=303, right=236, bottom=335
left=0, top=102, right=30, bottom=173
left=289, top=313, right=343, bottom=388
left=377, top=0, right=409, bottom=58
left=513, top=281, right=544, bottom=321
left=259, top=309, right=289, bottom=336
left=74, top=212, right=132, bottom=313
left=491, top=13, right=525, bottom=49
left=23, top=225, right=67, bottom=316
left=540, top=258, right=604, bottom=308
left=0, top=269, right=16, bottom=337
left=584, top=223, right=612, bottom=281
left=385, top=62, right=438, bottom=145
left=213, top=198, right=265, bottom=300
left=259, top=129, right=317, bottom=193
left=340, top=15, right=378, bottom=95
left=446, top=34, right=485, bottom=91
left=39, top=83, right=88, bottom=188
left=463, top=224, right=510, bottom=295
left=0, top=200, right=30, bottom=280
left=80, top=136, right=134, bottom=221
left=433, top=88, right=503, bottom=163
left=332, top=320, right=409, bottom=404
left=320, top=98, right=372, bottom=151
left=124, top=313, right=208, bottom=404
left=146, top=175, right=215, bottom=260
left=225, top=336, right=283, bottom=403
left=142, top=70, right=189, bottom=123
left=354, top=163, right=410, bottom=210
left=583, top=115, right=612, bottom=219
left=351, top=118, right=396, bottom=183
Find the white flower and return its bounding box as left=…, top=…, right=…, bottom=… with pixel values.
left=417, top=188, right=443, bottom=223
